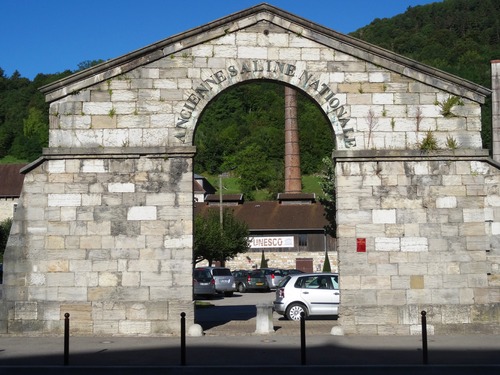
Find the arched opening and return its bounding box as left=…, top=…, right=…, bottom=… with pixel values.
left=192, top=79, right=338, bottom=328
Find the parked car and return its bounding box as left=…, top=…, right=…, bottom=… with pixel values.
left=193, top=268, right=217, bottom=298
left=282, top=269, right=305, bottom=276
left=232, top=269, right=269, bottom=292
left=195, top=266, right=236, bottom=296
left=257, top=268, right=285, bottom=290
left=273, top=273, right=340, bottom=321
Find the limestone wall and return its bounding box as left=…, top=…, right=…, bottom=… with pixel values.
left=1, top=7, right=496, bottom=335
left=0, top=199, right=16, bottom=222
left=336, top=151, right=500, bottom=335
left=1, top=157, right=194, bottom=335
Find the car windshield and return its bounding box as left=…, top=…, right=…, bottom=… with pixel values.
left=212, top=268, right=232, bottom=276
left=194, top=269, right=212, bottom=280
left=277, top=275, right=291, bottom=287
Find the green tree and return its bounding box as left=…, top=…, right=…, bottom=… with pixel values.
left=319, top=156, right=336, bottom=236
left=260, top=250, right=268, bottom=268
left=322, top=250, right=332, bottom=272
left=23, top=107, right=48, bottom=147
left=0, top=218, right=13, bottom=262
left=194, top=208, right=250, bottom=266
left=223, top=144, right=277, bottom=200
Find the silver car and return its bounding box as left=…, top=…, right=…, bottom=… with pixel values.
left=195, top=266, right=236, bottom=296
left=273, top=273, right=340, bottom=321
left=257, top=268, right=285, bottom=290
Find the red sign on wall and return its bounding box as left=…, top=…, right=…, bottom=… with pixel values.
left=357, top=238, right=366, bottom=252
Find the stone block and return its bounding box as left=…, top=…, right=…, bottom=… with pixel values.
left=391, top=275, right=410, bottom=289
left=401, top=237, right=428, bottom=252
left=410, top=275, right=424, bottom=289
left=431, top=289, right=460, bottom=304
left=399, top=262, right=428, bottom=275
left=375, top=237, right=400, bottom=251
left=377, top=290, right=407, bottom=305
left=341, top=290, right=377, bottom=306
left=354, top=306, right=399, bottom=325
left=360, top=275, right=391, bottom=289
left=373, top=209, right=396, bottom=224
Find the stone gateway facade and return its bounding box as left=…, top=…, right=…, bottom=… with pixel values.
left=1, top=4, right=498, bottom=336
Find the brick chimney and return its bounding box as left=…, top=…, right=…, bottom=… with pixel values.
left=493, top=61, right=500, bottom=163
left=284, top=86, right=301, bottom=193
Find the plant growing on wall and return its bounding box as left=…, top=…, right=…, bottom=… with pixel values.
left=366, top=108, right=379, bottom=148
left=419, top=130, right=439, bottom=151
left=435, top=95, right=464, bottom=118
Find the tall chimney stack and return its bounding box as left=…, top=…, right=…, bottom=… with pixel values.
left=492, top=60, right=500, bottom=163
left=284, top=86, right=301, bottom=193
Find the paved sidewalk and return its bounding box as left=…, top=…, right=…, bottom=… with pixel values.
left=0, top=313, right=498, bottom=374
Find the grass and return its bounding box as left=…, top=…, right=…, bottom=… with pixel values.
left=203, top=174, right=324, bottom=200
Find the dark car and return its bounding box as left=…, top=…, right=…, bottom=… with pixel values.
left=282, top=269, right=305, bottom=276
left=232, top=269, right=269, bottom=292
left=193, top=268, right=217, bottom=298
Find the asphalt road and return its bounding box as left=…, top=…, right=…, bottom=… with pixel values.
left=194, top=289, right=275, bottom=327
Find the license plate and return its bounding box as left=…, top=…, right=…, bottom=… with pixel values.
left=256, top=282, right=263, bottom=286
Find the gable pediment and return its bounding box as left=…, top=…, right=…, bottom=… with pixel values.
left=41, top=3, right=490, bottom=103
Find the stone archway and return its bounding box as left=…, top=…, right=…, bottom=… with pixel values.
left=1, top=4, right=497, bottom=336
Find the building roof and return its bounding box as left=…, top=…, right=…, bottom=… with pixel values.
left=0, top=164, right=26, bottom=198
left=40, top=3, right=490, bottom=104
left=194, top=199, right=328, bottom=232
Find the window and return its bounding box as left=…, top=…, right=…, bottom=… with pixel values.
left=298, top=234, right=307, bottom=247
left=13, top=203, right=18, bottom=215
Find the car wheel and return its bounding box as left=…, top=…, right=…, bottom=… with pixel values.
left=286, top=303, right=307, bottom=321
left=237, top=283, right=246, bottom=293
left=224, top=291, right=234, bottom=297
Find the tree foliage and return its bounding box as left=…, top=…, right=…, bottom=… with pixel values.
left=319, top=156, right=336, bottom=236
left=194, top=82, right=333, bottom=199
left=194, top=209, right=250, bottom=266
left=0, top=218, right=13, bottom=262
left=322, top=250, right=332, bottom=272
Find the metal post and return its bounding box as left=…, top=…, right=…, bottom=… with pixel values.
left=63, top=313, right=70, bottom=366
left=421, top=310, right=428, bottom=365
left=300, top=311, right=306, bottom=365
left=180, top=312, right=186, bottom=366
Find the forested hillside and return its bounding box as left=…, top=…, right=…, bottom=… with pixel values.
left=1, top=0, right=499, bottom=198
left=194, top=82, right=332, bottom=199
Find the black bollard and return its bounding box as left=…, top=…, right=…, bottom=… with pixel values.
left=421, top=310, right=428, bottom=365
left=300, top=311, right=306, bottom=365
left=63, top=313, right=70, bottom=366
left=180, top=312, right=186, bottom=366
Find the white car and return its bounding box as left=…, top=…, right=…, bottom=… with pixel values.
left=273, top=273, right=339, bottom=321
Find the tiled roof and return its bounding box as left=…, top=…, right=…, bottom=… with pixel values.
left=194, top=200, right=328, bottom=232
left=0, top=164, right=26, bottom=198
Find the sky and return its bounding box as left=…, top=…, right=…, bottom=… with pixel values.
left=1, top=0, right=441, bottom=80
